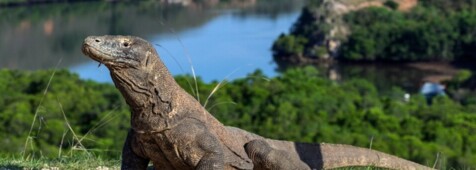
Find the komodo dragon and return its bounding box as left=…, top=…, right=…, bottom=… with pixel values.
left=82, top=35, right=433, bottom=170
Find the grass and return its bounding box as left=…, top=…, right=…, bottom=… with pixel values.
left=0, top=154, right=120, bottom=170
left=2, top=59, right=122, bottom=170
left=0, top=152, right=390, bottom=170
left=334, top=167, right=389, bottom=170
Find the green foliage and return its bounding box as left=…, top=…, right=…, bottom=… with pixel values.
left=340, top=7, right=462, bottom=61
left=0, top=153, right=120, bottom=169
left=273, top=1, right=476, bottom=63
left=0, top=69, right=129, bottom=159
left=454, top=70, right=473, bottom=83
left=177, top=67, right=476, bottom=169
left=420, top=0, right=476, bottom=11
left=272, top=34, right=308, bottom=56
left=342, top=3, right=476, bottom=61
left=271, top=3, right=330, bottom=63
left=1, top=68, right=476, bottom=168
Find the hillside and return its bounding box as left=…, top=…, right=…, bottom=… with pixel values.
left=271, top=0, right=476, bottom=66
left=1, top=68, right=476, bottom=168
left=271, top=0, right=418, bottom=66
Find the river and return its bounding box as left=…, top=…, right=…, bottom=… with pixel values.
left=0, top=0, right=306, bottom=83
left=1, top=0, right=471, bottom=93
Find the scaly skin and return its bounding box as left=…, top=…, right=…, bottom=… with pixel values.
left=82, top=35, right=433, bottom=170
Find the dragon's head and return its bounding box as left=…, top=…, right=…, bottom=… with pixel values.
left=82, top=35, right=173, bottom=109
left=82, top=35, right=156, bottom=70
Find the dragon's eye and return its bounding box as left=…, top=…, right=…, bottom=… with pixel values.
left=123, top=42, right=129, bottom=47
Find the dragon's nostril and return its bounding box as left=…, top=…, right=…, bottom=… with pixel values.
left=95, top=39, right=100, bottom=43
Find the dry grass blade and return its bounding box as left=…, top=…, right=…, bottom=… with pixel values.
left=22, top=58, right=62, bottom=159
left=432, top=152, right=440, bottom=169
left=57, top=102, right=90, bottom=156
left=190, top=62, right=200, bottom=103
left=369, top=135, right=374, bottom=150
left=203, top=80, right=229, bottom=109
left=207, top=101, right=237, bottom=111
left=58, top=130, right=68, bottom=158
left=203, top=67, right=242, bottom=108
left=76, top=105, right=120, bottom=145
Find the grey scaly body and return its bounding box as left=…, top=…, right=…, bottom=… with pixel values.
left=82, top=35, right=432, bottom=170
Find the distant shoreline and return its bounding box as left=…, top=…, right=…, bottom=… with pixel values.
left=0, top=0, right=109, bottom=8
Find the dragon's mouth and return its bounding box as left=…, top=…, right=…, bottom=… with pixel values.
left=82, top=36, right=141, bottom=69
left=82, top=44, right=139, bottom=69
left=82, top=43, right=114, bottom=66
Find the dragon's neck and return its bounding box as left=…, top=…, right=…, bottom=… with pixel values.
left=111, top=59, right=184, bottom=132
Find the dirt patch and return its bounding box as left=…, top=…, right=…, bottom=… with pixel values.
left=339, top=0, right=418, bottom=12
left=395, top=0, right=418, bottom=11
left=407, top=62, right=459, bottom=83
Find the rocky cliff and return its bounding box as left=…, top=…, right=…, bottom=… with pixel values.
left=272, top=0, right=418, bottom=67
left=324, top=0, right=417, bottom=56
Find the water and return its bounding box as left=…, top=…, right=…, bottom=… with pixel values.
left=0, top=1, right=306, bottom=83
left=149, top=11, right=300, bottom=82
left=1, top=0, right=471, bottom=92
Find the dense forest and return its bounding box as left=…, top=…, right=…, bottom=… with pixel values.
left=272, top=0, right=476, bottom=64
left=2, top=0, right=476, bottom=168
left=1, top=68, right=475, bottom=168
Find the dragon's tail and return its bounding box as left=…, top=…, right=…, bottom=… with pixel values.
left=264, top=140, right=434, bottom=170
